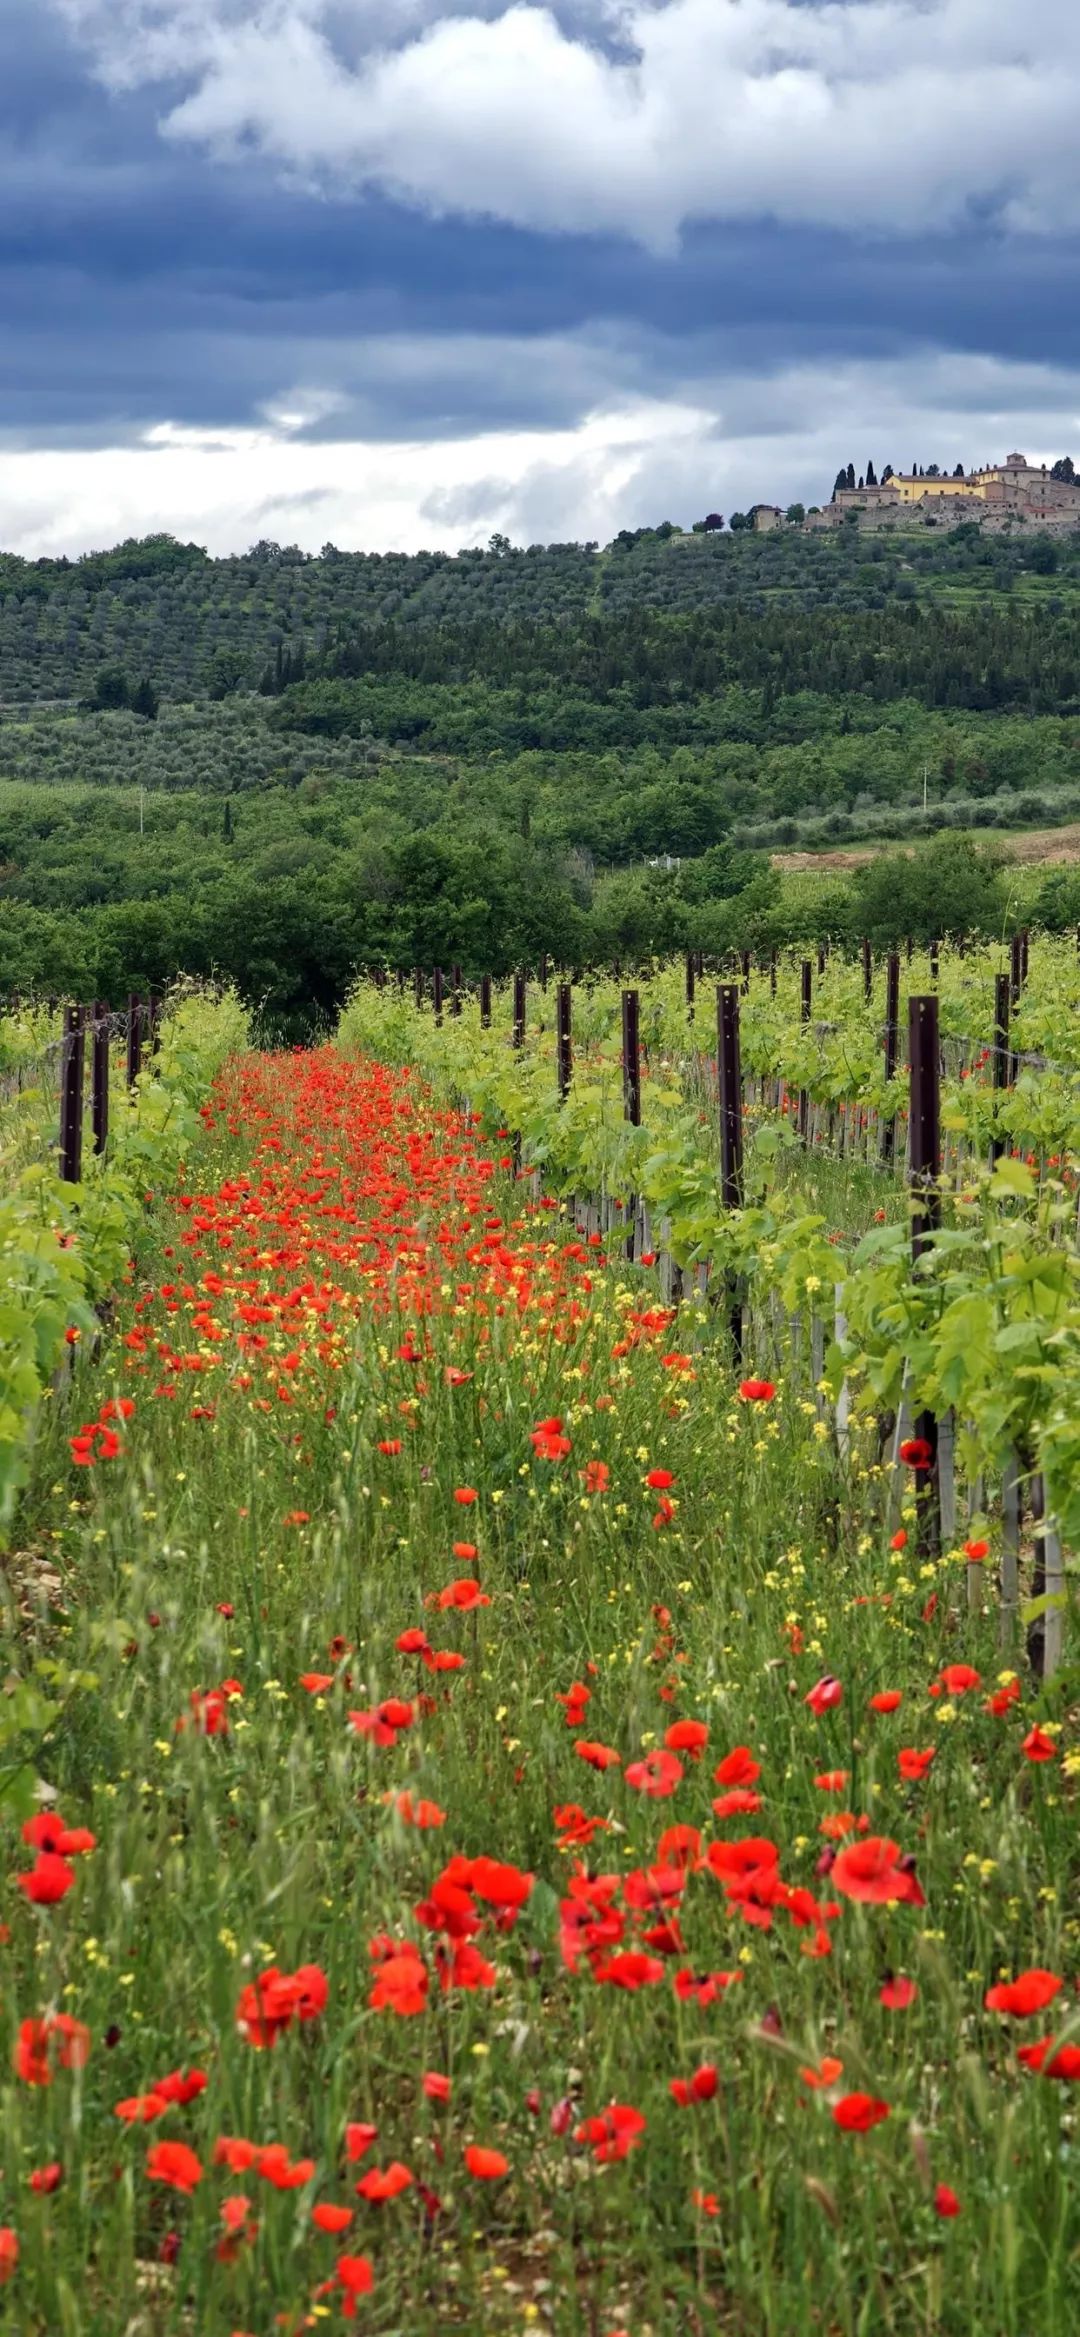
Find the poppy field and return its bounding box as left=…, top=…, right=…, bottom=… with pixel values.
left=1, top=971, right=1078, bottom=2336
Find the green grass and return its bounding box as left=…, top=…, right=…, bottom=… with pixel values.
left=0, top=1044, right=1076, bottom=2336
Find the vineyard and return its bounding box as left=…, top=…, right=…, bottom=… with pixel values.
left=0, top=946, right=1075, bottom=2335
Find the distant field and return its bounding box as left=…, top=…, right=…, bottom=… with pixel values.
left=774, top=821, right=1080, bottom=875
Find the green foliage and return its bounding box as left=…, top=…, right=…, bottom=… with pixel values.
left=0, top=985, right=247, bottom=1537
left=2, top=528, right=1080, bottom=1024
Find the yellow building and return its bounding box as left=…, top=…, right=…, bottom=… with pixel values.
left=888, top=471, right=983, bottom=503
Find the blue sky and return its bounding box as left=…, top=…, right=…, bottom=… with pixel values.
left=2, top=0, right=1078, bottom=555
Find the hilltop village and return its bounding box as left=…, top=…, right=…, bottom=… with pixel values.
left=748, top=451, right=1080, bottom=534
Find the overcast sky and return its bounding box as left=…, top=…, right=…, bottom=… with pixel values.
left=3, top=0, right=1078, bottom=556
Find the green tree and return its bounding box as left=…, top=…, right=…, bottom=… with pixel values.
left=88, top=666, right=131, bottom=712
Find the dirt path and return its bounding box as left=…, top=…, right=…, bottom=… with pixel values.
left=773, top=821, right=1080, bottom=875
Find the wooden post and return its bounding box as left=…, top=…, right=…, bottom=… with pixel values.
left=126, top=992, right=143, bottom=1089
left=991, top=971, right=1009, bottom=1165
left=92, top=1003, right=110, bottom=1157
left=685, top=952, right=696, bottom=1023
left=450, top=965, right=462, bottom=1017
left=817, top=942, right=826, bottom=977
left=908, top=994, right=941, bottom=1554
left=621, top=989, right=641, bottom=1127
left=433, top=966, right=444, bottom=1025
left=740, top=950, right=751, bottom=994
left=148, top=991, right=162, bottom=1055
left=770, top=948, right=777, bottom=997
left=717, top=984, right=744, bottom=1361
left=413, top=967, right=424, bottom=1010
left=798, top=960, right=812, bottom=1141
left=881, top=950, right=900, bottom=1163
left=717, top=986, right=743, bottom=1211
left=59, top=1005, right=85, bottom=1183
left=480, top=975, right=492, bottom=1029
left=1009, top=930, right=1023, bottom=1011
left=556, top=983, right=572, bottom=1099
left=512, top=972, right=526, bottom=1050
left=862, top=937, right=872, bottom=1002
left=929, top=938, right=939, bottom=988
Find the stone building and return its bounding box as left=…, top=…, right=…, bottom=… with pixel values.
left=813, top=453, right=1080, bottom=533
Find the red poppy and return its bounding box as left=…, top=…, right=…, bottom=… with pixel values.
left=804, top=1676, right=842, bottom=1715
left=669, top=2064, right=718, bottom=2106
left=14, top=2015, right=89, bottom=2087
left=879, top=1975, right=918, bottom=2010
left=656, top=1824, right=701, bottom=1870
left=645, top=1468, right=675, bottom=1490
left=664, top=1719, right=708, bottom=1760
left=0, top=2231, right=17, bottom=2285
left=313, top=2203, right=353, bottom=2234
left=625, top=1750, right=683, bottom=1798
left=393, top=1792, right=446, bottom=1829
left=335, top=2252, right=375, bottom=2318
left=1017, top=2039, right=1080, bottom=2080
left=1021, top=1725, right=1058, bottom=1763
left=554, top=1803, right=610, bottom=1846
left=594, top=1950, right=666, bottom=1991
left=369, top=1949, right=428, bottom=2016
left=22, top=1813, right=96, bottom=1857
left=930, top=1664, right=981, bottom=1697
left=714, top=1746, right=761, bottom=1787
left=355, top=2161, right=413, bottom=2201
left=582, top=1460, right=610, bottom=1492
left=256, top=2145, right=316, bottom=2191
left=574, top=2105, right=646, bottom=2162
left=985, top=1970, right=1062, bottom=2017
left=436, top=1578, right=490, bottom=1611
left=16, top=1854, right=76, bottom=1906
left=898, top=1747, right=936, bottom=1782
left=963, top=1539, right=989, bottom=1563
left=147, top=2141, right=203, bottom=2195
left=556, top=1682, right=591, bottom=1725
left=712, top=1788, right=763, bottom=1817
left=738, top=1379, right=776, bottom=1402
left=934, top=2184, right=961, bottom=2218
left=798, top=2057, right=844, bottom=2090
left=464, top=2145, right=508, bottom=2179
left=574, top=1740, right=621, bottom=1771
left=832, top=2094, right=890, bottom=2132
left=28, top=2163, right=62, bottom=2195
left=423, top=2072, right=452, bottom=2103
left=115, top=2093, right=168, bottom=2124
left=899, top=1437, right=933, bottom=1470
left=869, top=1690, right=903, bottom=1714
left=831, top=1837, right=925, bottom=1907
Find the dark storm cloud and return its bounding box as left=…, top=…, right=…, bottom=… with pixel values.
left=0, top=0, right=1077, bottom=493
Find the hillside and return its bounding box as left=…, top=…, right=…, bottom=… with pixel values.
left=3, top=523, right=1080, bottom=704
left=2, top=525, right=1080, bottom=1026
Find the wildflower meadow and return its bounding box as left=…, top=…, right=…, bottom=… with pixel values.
left=0, top=953, right=1077, bottom=2336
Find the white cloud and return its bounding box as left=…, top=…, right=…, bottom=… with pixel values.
left=2, top=342, right=1078, bottom=558
left=51, top=0, right=1080, bottom=246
